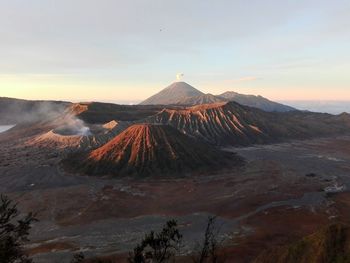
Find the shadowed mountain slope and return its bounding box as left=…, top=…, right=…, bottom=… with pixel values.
left=65, top=124, right=241, bottom=177
left=219, top=91, right=296, bottom=112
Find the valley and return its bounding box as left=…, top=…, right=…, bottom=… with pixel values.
left=1, top=133, right=350, bottom=262
left=1, top=83, right=350, bottom=262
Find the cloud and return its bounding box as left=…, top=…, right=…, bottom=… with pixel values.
left=0, top=0, right=308, bottom=74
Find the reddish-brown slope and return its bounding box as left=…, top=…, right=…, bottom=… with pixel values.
left=66, top=124, right=241, bottom=177
left=146, top=101, right=350, bottom=146
left=146, top=102, right=269, bottom=145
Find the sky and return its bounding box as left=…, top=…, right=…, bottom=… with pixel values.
left=0, top=0, right=349, bottom=103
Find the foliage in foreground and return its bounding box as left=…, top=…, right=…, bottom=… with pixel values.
left=3, top=193, right=350, bottom=263
left=128, top=220, right=183, bottom=263
left=0, top=194, right=37, bottom=263
left=192, top=216, right=226, bottom=263
left=1, top=194, right=226, bottom=263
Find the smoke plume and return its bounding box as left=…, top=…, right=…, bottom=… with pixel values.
left=0, top=99, right=91, bottom=136
left=55, top=114, right=92, bottom=136
left=176, top=73, right=184, bottom=81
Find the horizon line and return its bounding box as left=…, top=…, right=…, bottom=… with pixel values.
left=2, top=95, right=350, bottom=104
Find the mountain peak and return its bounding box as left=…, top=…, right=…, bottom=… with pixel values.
left=139, top=82, right=203, bottom=105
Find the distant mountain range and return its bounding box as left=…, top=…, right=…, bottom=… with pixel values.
left=139, top=81, right=296, bottom=112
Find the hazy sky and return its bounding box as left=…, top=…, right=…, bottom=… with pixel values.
left=0, top=0, right=349, bottom=102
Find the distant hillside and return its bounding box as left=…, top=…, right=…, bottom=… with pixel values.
left=219, top=91, right=296, bottom=112
left=253, top=224, right=350, bottom=263
left=146, top=101, right=350, bottom=146
left=64, top=124, right=241, bottom=177
left=139, top=82, right=204, bottom=105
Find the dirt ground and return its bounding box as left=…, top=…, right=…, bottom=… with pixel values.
left=1, top=133, right=350, bottom=262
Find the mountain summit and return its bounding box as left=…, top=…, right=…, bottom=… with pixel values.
left=139, top=82, right=204, bottom=105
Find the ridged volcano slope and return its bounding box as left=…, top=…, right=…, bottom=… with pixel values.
left=66, top=124, right=241, bottom=177
left=146, top=102, right=350, bottom=146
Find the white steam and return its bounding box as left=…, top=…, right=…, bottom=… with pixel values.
left=176, top=73, right=184, bottom=81
left=0, top=100, right=92, bottom=136
left=55, top=113, right=92, bottom=136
